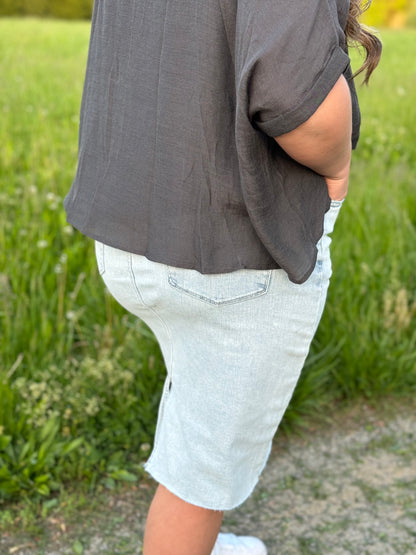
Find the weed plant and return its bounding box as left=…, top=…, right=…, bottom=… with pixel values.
left=0, top=19, right=415, bottom=508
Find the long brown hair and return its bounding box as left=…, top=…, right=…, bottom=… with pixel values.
left=345, top=0, right=382, bottom=85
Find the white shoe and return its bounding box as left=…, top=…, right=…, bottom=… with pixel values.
left=211, top=532, right=267, bottom=554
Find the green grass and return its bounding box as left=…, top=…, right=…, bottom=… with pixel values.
left=0, top=17, right=415, bottom=514
left=314, top=31, right=416, bottom=397
left=0, top=18, right=166, bottom=506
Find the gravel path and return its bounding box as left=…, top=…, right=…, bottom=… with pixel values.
left=2, top=400, right=416, bottom=554
left=228, top=403, right=416, bottom=554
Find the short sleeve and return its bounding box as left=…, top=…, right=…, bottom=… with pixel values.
left=235, top=0, right=351, bottom=138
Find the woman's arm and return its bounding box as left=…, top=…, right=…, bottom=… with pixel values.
left=274, top=75, right=352, bottom=201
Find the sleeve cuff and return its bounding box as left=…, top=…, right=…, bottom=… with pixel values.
left=254, top=46, right=351, bottom=138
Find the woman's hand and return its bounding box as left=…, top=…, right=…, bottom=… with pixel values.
left=324, top=163, right=350, bottom=201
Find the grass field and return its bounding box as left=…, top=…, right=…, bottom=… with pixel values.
left=0, top=17, right=415, bottom=517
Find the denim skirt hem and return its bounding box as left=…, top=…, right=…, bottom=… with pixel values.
left=143, top=439, right=273, bottom=512
left=95, top=200, right=343, bottom=510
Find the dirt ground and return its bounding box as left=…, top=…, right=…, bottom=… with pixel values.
left=2, top=398, right=416, bottom=554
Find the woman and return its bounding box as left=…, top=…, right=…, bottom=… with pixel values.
left=64, top=1, right=381, bottom=553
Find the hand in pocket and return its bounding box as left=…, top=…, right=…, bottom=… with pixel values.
left=325, top=173, right=349, bottom=201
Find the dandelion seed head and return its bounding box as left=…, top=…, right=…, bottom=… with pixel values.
left=54, top=264, right=63, bottom=274
left=63, top=225, right=74, bottom=236
left=66, top=310, right=76, bottom=321
left=28, top=185, right=38, bottom=195
left=37, top=239, right=48, bottom=249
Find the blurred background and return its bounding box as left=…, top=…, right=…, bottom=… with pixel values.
left=0, top=0, right=415, bottom=545
left=0, top=0, right=93, bottom=19
left=1, top=0, right=416, bottom=25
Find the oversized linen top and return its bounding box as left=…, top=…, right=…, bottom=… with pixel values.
left=64, top=0, right=360, bottom=284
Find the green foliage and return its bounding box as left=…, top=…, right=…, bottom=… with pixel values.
left=0, top=0, right=93, bottom=19
left=0, top=0, right=415, bottom=26
left=362, top=0, right=416, bottom=27
left=0, top=19, right=165, bottom=502
left=0, top=19, right=415, bottom=508
left=0, top=380, right=83, bottom=500
left=0, top=342, right=163, bottom=502
left=316, top=33, right=416, bottom=399
left=2, top=0, right=416, bottom=26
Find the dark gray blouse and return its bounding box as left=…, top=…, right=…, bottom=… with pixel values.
left=64, top=0, right=360, bottom=283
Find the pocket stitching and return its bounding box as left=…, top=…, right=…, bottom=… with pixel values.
left=167, top=269, right=272, bottom=306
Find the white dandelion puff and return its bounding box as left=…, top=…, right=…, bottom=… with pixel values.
left=46, top=192, right=56, bottom=202
left=63, top=225, right=73, bottom=236
left=37, top=239, right=48, bottom=249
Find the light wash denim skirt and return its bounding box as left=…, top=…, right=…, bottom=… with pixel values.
left=95, top=200, right=343, bottom=511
